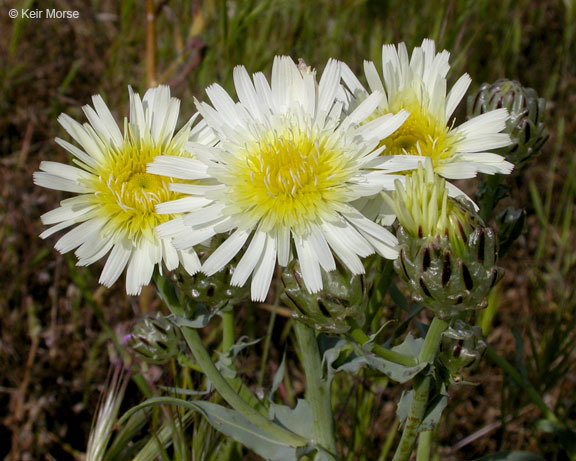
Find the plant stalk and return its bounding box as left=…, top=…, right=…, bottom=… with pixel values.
left=221, top=309, right=235, bottom=353
left=294, top=321, right=338, bottom=458
left=348, top=328, right=419, bottom=367
left=392, top=317, right=448, bottom=461
left=416, top=430, right=432, bottom=461
left=180, top=326, right=308, bottom=447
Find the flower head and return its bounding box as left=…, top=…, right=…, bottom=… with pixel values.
left=150, top=56, right=416, bottom=301
left=388, top=162, right=502, bottom=318
left=34, top=86, right=211, bottom=295
left=342, top=39, right=514, bottom=179
left=390, top=161, right=477, bottom=256
left=467, top=78, right=549, bottom=168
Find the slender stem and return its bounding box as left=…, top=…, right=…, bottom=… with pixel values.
left=258, top=294, right=279, bottom=387
left=180, top=326, right=307, bottom=447
left=348, top=328, right=419, bottom=367
left=419, top=317, right=448, bottom=364
left=392, top=317, right=448, bottom=461
left=294, top=322, right=338, bottom=458
left=221, top=310, right=235, bottom=353
left=485, top=346, right=561, bottom=424
left=145, top=0, right=157, bottom=87
left=392, top=375, right=432, bottom=461
left=416, top=430, right=432, bottom=461
left=378, top=418, right=399, bottom=461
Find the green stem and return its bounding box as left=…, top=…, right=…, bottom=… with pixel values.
left=485, top=346, right=561, bottom=424
left=258, top=288, right=280, bottom=388
left=294, top=321, right=338, bottom=458
left=419, top=317, right=448, bottom=364
left=348, top=328, right=419, bottom=367
left=154, top=277, right=306, bottom=447
left=393, top=376, right=432, bottom=461
left=392, top=317, right=448, bottom=461
left=416, top=430, right=432, bottom=461
left=221, top=309, right=235, bottom=353
left=181, top=326, right=307, bottom=447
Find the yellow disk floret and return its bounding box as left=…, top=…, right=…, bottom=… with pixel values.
left=88, top=136, right=182, bottom=243
left=373, top=89, right=461, bottom=167
left=226, top=125, right=356, bottom=234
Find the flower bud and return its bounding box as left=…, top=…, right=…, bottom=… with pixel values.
left=439, top=320, right=487, bottom=373
left=390, top=163, right=503, bottom=319
left=128, top=314, right=182, bottom=364
left=467, top=79, right=548, bottom=167
left=171, top=239, right=250, bottom=311
left=281, top=260, right=367, bottom=333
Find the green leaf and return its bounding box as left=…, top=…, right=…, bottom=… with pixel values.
left=169, top=306, right=217, bottom=329
left=216, top=337, right=262, bottom=379
left=118, top=397, right=308, bottom=461
left=397, top=390, right=413, bottom=425
left=269, top=400, right=314, bottom=439
left=495, top=206, right=526, bottom=256
left=270, top=353, right=286, bottom=398
left=396, top=392, right=447, bottom=432
left=321, top=336, right=426, bottom=383
left=473, top=452, right=545, bottom=461
left=420, top=394, right=447, bottom=431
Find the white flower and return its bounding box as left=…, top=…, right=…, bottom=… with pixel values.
left=34, top=86, right=213, bottom=295
left=341, top=39, right=514, bottom=180
left=150, top=56, right=420, bottom=301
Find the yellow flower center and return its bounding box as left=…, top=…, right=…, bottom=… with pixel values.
left=374, top=89, right=460, bottom=168
left=88, top=137, right=183, bottom=243
left=225, top=126, right=355, bottom=234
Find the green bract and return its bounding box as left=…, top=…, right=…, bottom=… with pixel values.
left=128, top=314, right=183, bottom=364
left=468, top=78, right=549, bottom=167
left=390, top=163, right=503, bottom=318
left=438, top=320, right=487, bottom=373
left=281, top=260, right=367, bottom=333
left=396, top=225, right=502, bottom=319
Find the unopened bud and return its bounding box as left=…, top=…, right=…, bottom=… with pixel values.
left=128, top=314, right=182, bottom=364
left=439, top=320, right=487, bottom=373
left=390, top=164, right=503, bottom=318
left=281, top=260, right=366, bottom=333
left=468, top=79, right=548, bottom=167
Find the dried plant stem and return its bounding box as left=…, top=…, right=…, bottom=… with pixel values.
left=146, top=0, right=157, bottom=87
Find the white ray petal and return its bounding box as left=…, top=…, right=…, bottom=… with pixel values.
left=99, top=242, right=132, bottom=288
left=250, top=234, right=277, bottom=302
left=202, top=228, right=251, bottom=276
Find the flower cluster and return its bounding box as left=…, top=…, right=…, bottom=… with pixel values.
left=36, top=39, right=514, bottom=302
